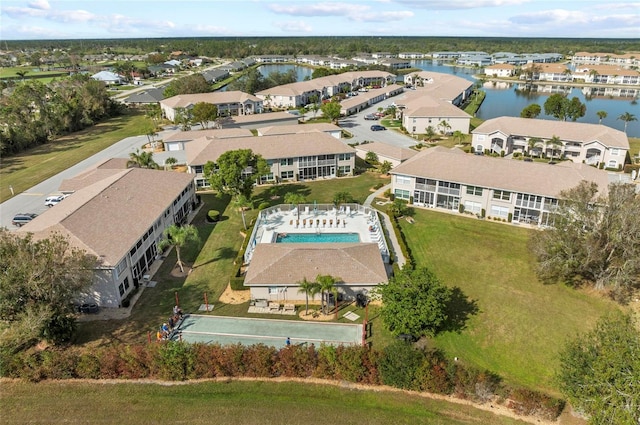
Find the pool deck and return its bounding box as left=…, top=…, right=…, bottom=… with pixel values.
left=245, top=204, right=389, bottom=263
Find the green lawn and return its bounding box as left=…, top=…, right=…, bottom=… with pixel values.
left=397, top=209, right=620, bottom=392
left=629, top=137, right=639, bottom=157
left=2, top=380, right=531, bottom=425
left=0, top=110, right=148, bottom=203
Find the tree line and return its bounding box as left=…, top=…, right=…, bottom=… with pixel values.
left=6, top=37, right=640, bottom=59
left=0, top=75, right=123, bottom=155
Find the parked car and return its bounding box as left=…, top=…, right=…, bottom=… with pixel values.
left=44, top=194, right=68, bottom=207
left=364, top=114, right=378, bottom=120
left=12, top=213, right=38, bottom=227
left=370, top=125, right=386, bottom=131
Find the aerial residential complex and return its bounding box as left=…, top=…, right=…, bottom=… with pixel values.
left=390, top=147, right=611, bottom=227
left=472, top=117, right=630, bottom=169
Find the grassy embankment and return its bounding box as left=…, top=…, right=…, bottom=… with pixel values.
left=2, top=380, right=532, bottom=425
left=394, top=208, right=620, bottom=393
left=0, top=110, right=148, bottom=203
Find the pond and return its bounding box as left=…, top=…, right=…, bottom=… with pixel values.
left=256, top=62, right=639, bottom=137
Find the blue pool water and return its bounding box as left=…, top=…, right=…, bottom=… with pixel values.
left=276, top=232, right=360, bottom=243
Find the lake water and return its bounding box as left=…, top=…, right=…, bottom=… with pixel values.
left=258, top=63, right=639, bottom=137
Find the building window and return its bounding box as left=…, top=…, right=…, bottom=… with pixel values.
left=607, top=160, right=618, bottom=168
left=115, top=258, right=127, bottom=279
left=268, top=287, right=278, bottom=295
left=394, top=189, right=410, bottom=200
left=466, top=185, right=483, bottom=196
left=493, top=190, right=511, bottom=201
left=464, top=200, right=482, bottom=214
left=338, top=153, right=352, bottom=161
left=338, top=165, right=351, bottom=174
left=260, top=173, right=274, bottom=183
left=395, top=175, right=411, bottom=185
left=280, top=170, right=294, bottom=179
left=280, top=158, right=293, bottom=166
left=490, top=205, right=510, bottom=218
left=610, top=149, right=619, bottom=156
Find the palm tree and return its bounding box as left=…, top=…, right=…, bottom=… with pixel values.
left=438, top=120, right=451, bottom=136
left=596, top=110, right=608, bottom=124
left=297, top=277, right=320, bottom=315
left=316, top=274, right=338, bottom=315
left=233, top=195, right=252, bottom=230
left=527, top=137, right=543, bottom=158
left=546, top=135, right=563, bottom=160
left=451, top=130, right=464, bottom=145
left=424, top=126, right=437, bottom=143
left=333, top=191, right=353, bottom=217
left=164, top=157, right=178, bottom=171
left=158, top=224, right=200, bottom=274
left=617, top=112, right=637, bottom=134
left=127, top=149, right=159, bottom=169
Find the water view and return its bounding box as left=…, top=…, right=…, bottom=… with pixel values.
left=257, top=63, right=639, bottom=137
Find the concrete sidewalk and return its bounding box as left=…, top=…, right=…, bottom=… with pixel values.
left=364, top=184, right=406, bottom=268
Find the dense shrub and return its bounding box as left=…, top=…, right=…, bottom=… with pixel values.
left=373, top=182, right=384, bottom=190
left=378, top=341, right=424, bottom=390
left=207, top=210, right=220, bottom=222
left=258, top=202, right=270, bottom=210
left=1, top=341, right=563, bottom=422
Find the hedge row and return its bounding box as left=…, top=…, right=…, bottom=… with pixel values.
left=389, top=214, right=415, bottom=270
left=0, top=341, right=563, bottom=421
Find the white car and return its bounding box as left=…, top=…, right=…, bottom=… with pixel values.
left=44, top=194, right=68, bottom=207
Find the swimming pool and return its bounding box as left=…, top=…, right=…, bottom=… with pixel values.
left=276, top=232, right=360, bottom=243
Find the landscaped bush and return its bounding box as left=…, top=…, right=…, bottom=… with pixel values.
left=207, top=210, right=220, bottom=222
left=623, top=164, right=640, bottom=174
left=258, top=202, right=270, bottom=210
left=373, top=182, right=384, bottom=190
left=0, top=341, right=564, bottom=422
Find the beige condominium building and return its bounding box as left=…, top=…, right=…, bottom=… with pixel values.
left=17, top=165, right=197, bottom=308
left=160, top=91, right=263, bottom=121
left=472, top=117, right=629, bottom=169
left=186, top=132, right=356, bottom=188
left=391, top=146, right=611, bottom=227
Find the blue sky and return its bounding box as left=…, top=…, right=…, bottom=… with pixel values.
left=1, top=0, right=638, bottom=40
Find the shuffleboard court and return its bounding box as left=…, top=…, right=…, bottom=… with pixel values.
left=172, top=314, right=363, bottom=349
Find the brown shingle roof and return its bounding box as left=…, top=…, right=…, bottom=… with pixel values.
left=164, top=128, right=253, bottom=142
left=161, top=91, right=260, bottom=108
left=356, top=142, right=417, bottom=162
left=257, top=123, right=341, bottom=136
left=472, top=117, right=629, bottom=149
left=244, top=243, right=388, bottom=286
left=18, top=168, right=194, bottom=267
left=391, top=146, right=611, bottom=198
left=187, top=132, right=355, bottom=165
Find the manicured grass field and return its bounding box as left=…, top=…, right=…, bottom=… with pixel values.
left=0, top=110, right=148, bottom=203
left=398, top=209, right=620, bottom=392
left=2, top=380, right=531, bottom=425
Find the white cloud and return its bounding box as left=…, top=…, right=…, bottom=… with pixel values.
left=392, top=0, right=529, bottom=9
left=274, top=20, right=313, bottom=32
left=355, top=10, right=414, bottom=22
left=27, top=0, right=50, bottom=10
left=268, top=2, right=369, bottom=17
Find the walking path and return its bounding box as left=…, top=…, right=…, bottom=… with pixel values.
left=364, top=183, right=406, bottom=268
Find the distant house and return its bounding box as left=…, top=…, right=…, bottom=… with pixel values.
left=91, top=71, right=125, bottom=85
left=160, top=91, right=263, bottom=121
left=520, top=63, right=572, bottom=82
left=484, top=64, right=516, bottom=78
left=573, top=65, right=640, bottom=86
left=163, top=128, right=253, bottom=152
left=122, top=87, right=165, bottom=106
left=201, top=68, right=230, bottom=83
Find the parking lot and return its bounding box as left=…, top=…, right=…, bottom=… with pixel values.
left=337, top=104, right=418, bottom=149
